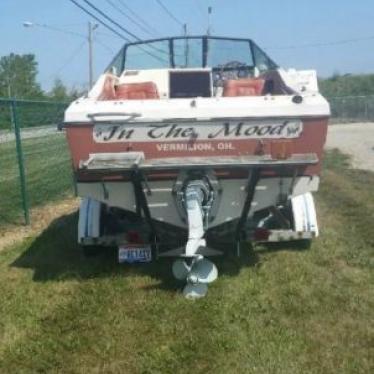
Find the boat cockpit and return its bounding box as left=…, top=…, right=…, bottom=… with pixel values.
left=94, top=36, right=301, bottom=101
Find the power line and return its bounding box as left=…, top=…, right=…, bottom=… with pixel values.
left=117, top=0, right=160, bottom=35
left=68, top=0, right=168, bottom=64
left=49, top=39, right=88, bottom=79
left=104, top=0, right=151, bottom=36
left=82, top=0, right=170, bottom=60
left=68, top=0, right=130, bottom=42
left=96, top=30, right=123, bottom=39
left=94, top=36, right=115, bottom=54
left=82, top=0, right=140, bottom=40
left=155, top=0, right=183, bottom=26
left=105, top=0, right=157, bottom=37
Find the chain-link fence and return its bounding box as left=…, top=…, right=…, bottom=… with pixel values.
left=0, top=99, right=72, bottom=228
left=328, top=95, right=374, bottom=123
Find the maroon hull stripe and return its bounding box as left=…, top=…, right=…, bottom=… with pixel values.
left=66, top=118, right=328, bottom=180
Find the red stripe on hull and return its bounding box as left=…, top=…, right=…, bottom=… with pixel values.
left=66, top=117, right=328, bottom=179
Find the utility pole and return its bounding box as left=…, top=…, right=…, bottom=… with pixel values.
left=183, top=23, right=189, bottom=67
left=207, top=7, right=212, bottom=36
left=23, top=21, right=97, bottom=90
left=88, top=21, right=94, bottom=89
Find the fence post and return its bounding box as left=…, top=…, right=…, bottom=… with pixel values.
left=10, top=99, right=30, bottom=225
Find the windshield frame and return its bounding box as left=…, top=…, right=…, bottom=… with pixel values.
left=107, top=36, right=278, bottom=73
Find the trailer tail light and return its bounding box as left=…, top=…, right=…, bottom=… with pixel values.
left=126, top=230, right=143, bottom=244
left=254, top=228, right=270, bottom=241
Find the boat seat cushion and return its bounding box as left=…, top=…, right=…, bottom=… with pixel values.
left=98, top=74, right=117, bottom=100
left=115, top=82, right=159, bottom=100
left=223, top=78, right=265, bottom=97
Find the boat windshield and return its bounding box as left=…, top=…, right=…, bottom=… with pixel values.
left=107, top=36, right=277, bottom=75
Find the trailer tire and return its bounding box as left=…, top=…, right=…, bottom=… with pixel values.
left=82, top=245, right=103, bottom=258
left=298, top=239, right=312, bottom=250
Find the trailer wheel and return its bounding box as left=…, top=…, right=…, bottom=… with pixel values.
left=297, top=239, right=312, bottom=250
left=82, top=245, right=103, bottom=258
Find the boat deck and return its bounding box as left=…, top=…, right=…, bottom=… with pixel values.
left=80, top=152, right=318, bottom=172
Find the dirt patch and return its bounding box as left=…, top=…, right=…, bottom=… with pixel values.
left=0, top=197, right=78, bottom=252
left=326, top=122, right=374, bottom=171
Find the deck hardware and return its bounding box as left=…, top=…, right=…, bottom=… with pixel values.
left=292, top=95, right=303, bottom=104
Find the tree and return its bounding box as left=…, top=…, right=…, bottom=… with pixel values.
left=49, top=78, right=69, bottom=101
left=0, top=53, right=43, bottom=99
left=319, top=73, right=374, bottom=97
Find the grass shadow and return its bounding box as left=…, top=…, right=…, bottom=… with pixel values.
left=11, top=212, right=175, bottom=289
left=11, top=212, right=266, bottom=291
left=254, top=240, right=312, bottom=254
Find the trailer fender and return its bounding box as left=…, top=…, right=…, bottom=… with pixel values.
left=291, top=192, right=319, bottom=237
left=78, top=198, right=102, bottom=244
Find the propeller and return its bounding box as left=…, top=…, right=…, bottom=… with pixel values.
left=172, top=256, right=218, bottom=299
left=173, top=180, right=218, bottom=299
left=172, top=258, right=191, bottom=280
left=187, top=257, right=218, bottom=284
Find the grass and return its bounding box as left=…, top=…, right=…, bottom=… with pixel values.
left=0, top=149, right=373, bottom=373
left=0, top=133, right=73, bottom=227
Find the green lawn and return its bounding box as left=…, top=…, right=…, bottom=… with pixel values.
left=0, top=133, right=73, bottom=227
left=0, top=150, right=373, bottom=373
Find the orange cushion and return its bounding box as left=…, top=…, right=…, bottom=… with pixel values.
left=223, top=78, right=265, bottom=97
left=115, top=82, right=159, bottom=100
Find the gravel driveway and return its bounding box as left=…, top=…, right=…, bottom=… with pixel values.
left=326, top=122, right=374, bottom=171
left=0, top=125, right=60, bottom=143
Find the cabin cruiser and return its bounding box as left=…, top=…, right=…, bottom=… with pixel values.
left=64, top=36, right=330, bottom=298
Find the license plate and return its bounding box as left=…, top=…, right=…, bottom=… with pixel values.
left=118, top=245, right=152, bottom=264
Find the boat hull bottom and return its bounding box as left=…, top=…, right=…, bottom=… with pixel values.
left=77, top=174, right=319, bottom=257
left=76, top=175, right=319, bottom=229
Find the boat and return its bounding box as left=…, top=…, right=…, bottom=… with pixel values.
left=63, top=36, right=330, bottom=298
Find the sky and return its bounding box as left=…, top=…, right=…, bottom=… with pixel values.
left=1, top=0, right=373, bottom=91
